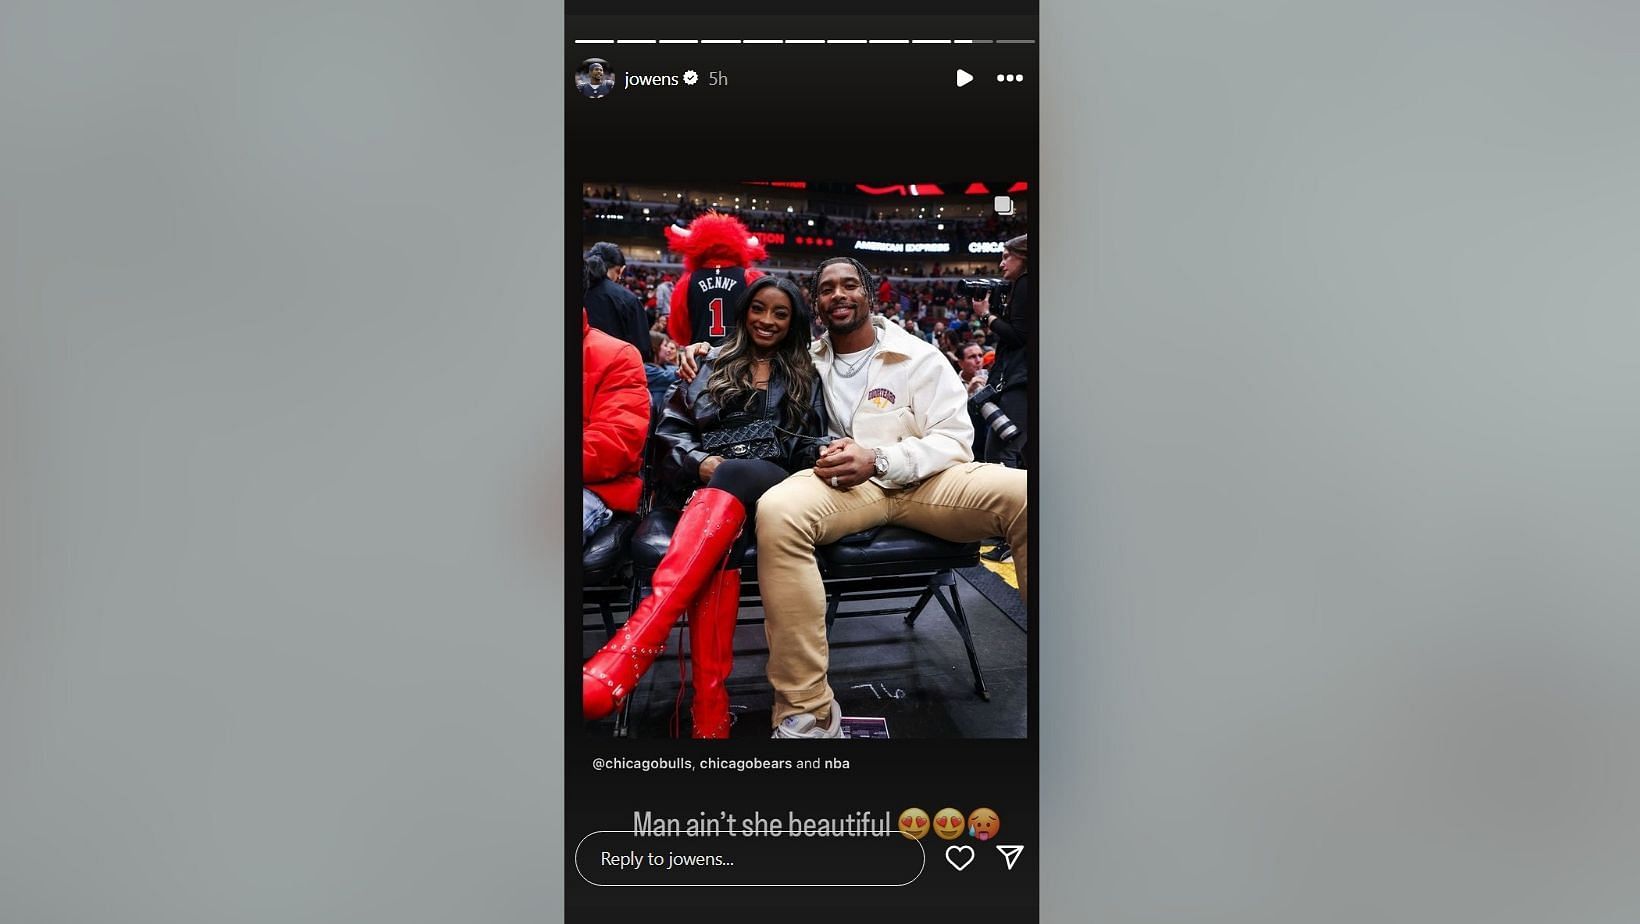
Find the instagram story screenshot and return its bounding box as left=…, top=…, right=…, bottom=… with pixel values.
left=566, top=3, right=1037, bottom=918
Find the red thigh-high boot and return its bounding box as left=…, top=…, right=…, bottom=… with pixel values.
left=688, top=567, right=742, bottom=739
left=582, top=488, right=746, bottom=720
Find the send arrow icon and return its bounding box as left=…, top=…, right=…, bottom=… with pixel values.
left=996, top=844, right=1025, bottom=870
left=956, top=68, right=974, bottom=88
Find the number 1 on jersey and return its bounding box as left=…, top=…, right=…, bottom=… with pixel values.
left=708, top=297, right=726, bottom=338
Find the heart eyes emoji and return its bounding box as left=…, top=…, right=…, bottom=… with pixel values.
left=897, top=807, right=931, bottom=840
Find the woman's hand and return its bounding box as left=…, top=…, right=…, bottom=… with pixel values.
left=698, top=454, right=723, bottom=483
left=676, top=342, right=712, bottom=382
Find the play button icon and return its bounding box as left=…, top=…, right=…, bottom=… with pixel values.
left=956, top=68, right=974, bottom=88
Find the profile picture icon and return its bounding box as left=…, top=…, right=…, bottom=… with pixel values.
left=576, top=58, right=614, bottom=99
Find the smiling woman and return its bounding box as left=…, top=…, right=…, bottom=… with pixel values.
left=581, top=274, right=827, bottom=738
left=742, top=286, right=792, bottom=354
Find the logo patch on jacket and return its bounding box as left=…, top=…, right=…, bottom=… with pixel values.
left=866, top=387, right=897, bottom=409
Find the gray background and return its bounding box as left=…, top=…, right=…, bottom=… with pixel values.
left=6, top=1, right=1640, bottom=922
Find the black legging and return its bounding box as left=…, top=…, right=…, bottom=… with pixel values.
left=703, top=458, right=791, bottom=568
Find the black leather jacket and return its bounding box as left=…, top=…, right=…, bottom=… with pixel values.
left=988, top=271, right=1031, bottom=393
left=654, top=358, right=828, bottom=506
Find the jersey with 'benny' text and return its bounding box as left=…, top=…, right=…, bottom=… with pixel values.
left=686, top=266, right=747, bottom=346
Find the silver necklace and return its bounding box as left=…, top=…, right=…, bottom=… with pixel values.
left=831, top=335, right=878, bottom=379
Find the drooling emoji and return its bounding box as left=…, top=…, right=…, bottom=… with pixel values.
left=967, top=807, right=1000, bottom=841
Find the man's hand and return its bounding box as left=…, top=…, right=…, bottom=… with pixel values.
left=675, top=342, right=711, bottom=382
left=813, top=437, right=876, bottom=489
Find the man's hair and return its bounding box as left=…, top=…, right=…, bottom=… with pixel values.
left=809, top=256, right=874, bottom=304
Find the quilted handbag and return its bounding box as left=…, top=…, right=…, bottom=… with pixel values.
left=701, top=417, right=782, bottom=461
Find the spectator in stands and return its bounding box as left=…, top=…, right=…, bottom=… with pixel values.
left=646, top=332, right=682, bottom=405
left=937, top=329, right=961, bottom=369
left=653, top=273, right=674, bottom=325
left=584, top=276, right=828, bottom=738
left=916, top=314, right=938, bottom=343
left=583, top=243, right=653, bottom=362
left=751, top=256, right=1028, bottom=738
left=581, top=310, right=649, bottom=546
left=958, top=342, right=990, bottom=460
left=959, top=342, right=988, bottom=395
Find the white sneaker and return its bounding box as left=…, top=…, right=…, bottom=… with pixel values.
left=772, top=709, right=842, bottom=738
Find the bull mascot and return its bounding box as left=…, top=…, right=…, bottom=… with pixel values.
left=665, top=211, right=767, bottom=349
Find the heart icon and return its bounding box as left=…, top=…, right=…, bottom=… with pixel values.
left=945, top=844, right=975, bottom=871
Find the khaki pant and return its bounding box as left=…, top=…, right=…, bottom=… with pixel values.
left=754, top=462, right=1028, bottom=725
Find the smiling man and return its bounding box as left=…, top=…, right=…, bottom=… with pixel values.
left=579, top=60, right=613, bottom=98
left=753, top=256, right=1029, bottom=738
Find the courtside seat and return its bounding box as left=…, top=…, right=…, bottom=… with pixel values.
left=582, top=513, right=639, bottom=641
left=819, top=526, right=977, bottom=575
left=583, top=513, right=638, bottom=585
left=630, top=507, right=753, bottom=570
left=630, top=511, right=977, bottom=575
left=629, top=508, right=989, bottom=703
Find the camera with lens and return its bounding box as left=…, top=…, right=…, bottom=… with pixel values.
left=968, top=383, right=1020, bottom=443
left=960, top=277, right=1010, bottom=300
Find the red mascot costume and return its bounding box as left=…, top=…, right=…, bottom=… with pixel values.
left=665, top=211, right=767, bottom=350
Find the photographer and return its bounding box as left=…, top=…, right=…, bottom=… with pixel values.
left=970, top=234, right=1031, bottom=469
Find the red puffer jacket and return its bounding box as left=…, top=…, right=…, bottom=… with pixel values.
left=582, top=311, right=649, bottom=512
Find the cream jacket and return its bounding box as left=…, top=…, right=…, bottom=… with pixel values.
left=813, top=316, right=976, bottom=488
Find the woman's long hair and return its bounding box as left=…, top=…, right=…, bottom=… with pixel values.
left=704, top=275, right=815, bottom=426
left=649, top=330, right=672, bottom=364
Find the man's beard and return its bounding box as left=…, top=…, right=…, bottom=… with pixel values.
left=824, top=301, right=871, bottom=337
